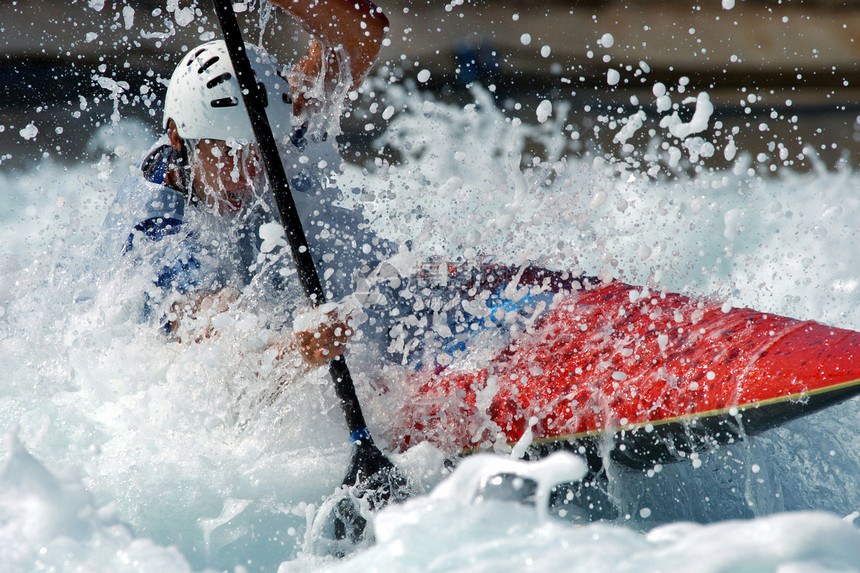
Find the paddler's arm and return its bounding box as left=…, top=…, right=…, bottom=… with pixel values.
left=267, top=0, right=389, bottom=110
left=168, top=291, right=352, bottom=367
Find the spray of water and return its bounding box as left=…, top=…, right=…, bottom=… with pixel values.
left=2, top=2, right=860, bottom=571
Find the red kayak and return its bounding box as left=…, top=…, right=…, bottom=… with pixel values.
left=394, top=280, right=860, bottom=469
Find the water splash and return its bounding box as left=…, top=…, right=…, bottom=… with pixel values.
left=2, top=61, right=860, bottom=573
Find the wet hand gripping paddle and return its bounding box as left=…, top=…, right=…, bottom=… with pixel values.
left=212, top=0, right=411, bottom=545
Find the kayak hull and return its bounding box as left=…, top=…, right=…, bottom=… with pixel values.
left=394, top=281, right=860, bottom=469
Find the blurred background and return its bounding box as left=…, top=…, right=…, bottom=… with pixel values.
left=2, top=0, right=859, bottom=171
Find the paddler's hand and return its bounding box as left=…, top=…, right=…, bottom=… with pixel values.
left=168, top=288, right=240, bottom=342
left=292, top=305, right=354, bottom=367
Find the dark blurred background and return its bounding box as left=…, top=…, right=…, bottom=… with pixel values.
left=2, top=0, right=859, bottom=172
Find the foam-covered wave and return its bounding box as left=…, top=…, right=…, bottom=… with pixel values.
left=1, top=80, right=860, bottom=572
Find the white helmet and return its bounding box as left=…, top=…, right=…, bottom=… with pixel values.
left=163, top=40, right=293, bottom=142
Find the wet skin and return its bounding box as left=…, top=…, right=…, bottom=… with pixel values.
left=167, top=120, right=264, bottom=216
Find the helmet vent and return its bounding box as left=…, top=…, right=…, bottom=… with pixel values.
left=206, top=72, right=232, bottom=89
left=198, top=56, right=221, bottom=73
left=210, top=97, right=239, bottom=108
left=188, top=48, right=206, bottom=65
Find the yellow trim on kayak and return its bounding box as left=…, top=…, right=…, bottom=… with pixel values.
left=457, top=375, right=860, bottom=454
left=533, top=375, right=860, bottom=446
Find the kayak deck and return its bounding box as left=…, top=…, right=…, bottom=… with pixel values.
left=395, top=281, right=860, bottom=469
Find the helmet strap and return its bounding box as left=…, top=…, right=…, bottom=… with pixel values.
left=168, top=139, right=198, bottom=204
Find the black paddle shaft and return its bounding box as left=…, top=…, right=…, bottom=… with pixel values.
left=211, top=0, right=370, bottom=442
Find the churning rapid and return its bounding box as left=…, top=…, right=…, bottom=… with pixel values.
left=3, top=9, right=860, bottom=573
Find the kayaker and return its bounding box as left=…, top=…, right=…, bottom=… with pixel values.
left=100, top=0, right=576, bottom=375
left=100, top=0, right=390, bottom=366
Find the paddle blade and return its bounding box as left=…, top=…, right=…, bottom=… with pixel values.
left=335, top=439, right=413, bottom=544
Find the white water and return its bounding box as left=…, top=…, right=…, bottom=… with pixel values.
left=3, top=70, right=860, bottom=573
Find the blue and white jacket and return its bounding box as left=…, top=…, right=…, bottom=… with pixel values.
left=99, top=139, right=556, bottom=369
left=99, top=132, right=390, bottom=327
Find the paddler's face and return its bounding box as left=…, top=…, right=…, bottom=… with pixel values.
left=191, top=138, right=263, bottom=216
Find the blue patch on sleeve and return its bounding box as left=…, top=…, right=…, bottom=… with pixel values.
left=125, top=216, right=203, bottom=296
